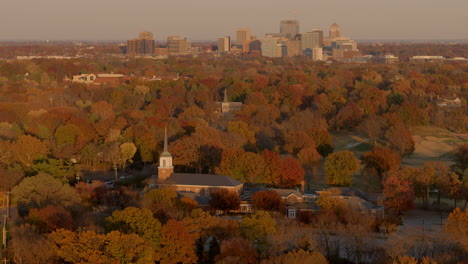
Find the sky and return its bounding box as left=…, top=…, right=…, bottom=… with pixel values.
left=1, top=0, right=467, bottom=41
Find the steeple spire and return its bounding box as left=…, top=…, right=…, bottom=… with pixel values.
left=164, top=125, right=168, bottom=153
left=223, top=88, right=228, bottom=102
left=160, top=125, right=171, bottom=157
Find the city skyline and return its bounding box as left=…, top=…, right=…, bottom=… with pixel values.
left=1, top=0, right=468, bottom=41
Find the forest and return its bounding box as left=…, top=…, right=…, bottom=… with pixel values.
left=0, top=43, right=467, bottom=264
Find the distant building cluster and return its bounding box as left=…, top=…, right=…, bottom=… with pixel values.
left=118, top=23, right=468, bottom=63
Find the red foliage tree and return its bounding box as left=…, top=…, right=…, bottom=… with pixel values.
left=277, top=156, right=305, bottom=187
left=215, top=238, right=258, bottom=264
left=382, top=173, right=414, bottom=211
left=251, top=190, right=282, bottom=212
left=362, top=147, right=401, bottom=178
left=209, top=189, right=240, bottom=214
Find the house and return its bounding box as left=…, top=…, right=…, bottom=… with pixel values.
left=71, top=73, right=129, bottom=85
left=242, top=186, right=384, bottom=219
left=72, top=74, right=97, bottom=84
left=154, top=127, right=243, bottom=207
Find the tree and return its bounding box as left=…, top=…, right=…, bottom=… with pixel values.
left=53, top=124, right=80, bottom=159
left=454, top=143, right=468, bottom=171
left=13, top=173, right=81, bottom=216
left=251, top=190, right=282, bottom=212
left=316, top=188, right=345, bottom=211
left=209, top=189, right=240, bottom=214
left=120, top=142, right=137, bottom=170
left=215, top=238, right=258, bottom=264
left=385, top=126, right=415, bottom=157
left=277, top=156, right=305, bottom=187
left=240, top=211, right=277, bottom=244
left=27, top=158, right=78, bottom=183
left=444, top=208, right=468, bottom=250
left=158, top=219, right=197, bottom=264
left=105, top=231, right=155, bottom=264
left=141, top=188, right=178, bottom=222
left=10, top=135, right=48, bottom=168
left=383, top=173, right=414, bottom=211
left=49, top=229, right=155, bottom=264
left=359, top=115, right=385, bottom=145
left=49, top=229, right=107, bottom=263
left=25, top=205, right=74, bottom=233
left=362, top=147, right=401, bottom=178
left=262, top=249, right=328, bottom=264
left=106, top=206, right=162, bottom=248
left=216, top=149, right=266, bottom=183
left=325, top=151, right=359, bottom=186
left=297, top=147, right=321, bottom=166
left=10, top=224, right=56, bottom=264
left=0, top=167, right=23, bottom=192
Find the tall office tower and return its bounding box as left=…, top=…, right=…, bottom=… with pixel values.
left=301, top=30, right=323, bottom=60
left=218, top=36, right=231, bottom=53
left=312, top=29, right=323, bottom=48
left=236, top=28, right=251, bottom=48
left=167, top=36, right=190, bottom=55
left=329, top=23, right=341, bottom=38
left=261, top=36, right=282, bottom=57
left=127, top=31, right=155, bottom=56
left=285, top=39, right=301, bottom=57
left=280, top=20, right=299, bottom=38
left=127, top=39, right=138, bottom=55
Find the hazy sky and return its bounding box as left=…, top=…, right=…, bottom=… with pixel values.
left=1, top=0, right=467, bottom=41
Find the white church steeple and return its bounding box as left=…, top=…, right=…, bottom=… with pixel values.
left=158, top=126, right=173, bottom=181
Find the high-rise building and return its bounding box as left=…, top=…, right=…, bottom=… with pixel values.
left=301, top=30, right=322, bottom=50
left=280, top=20, right=299, bottom=39
left=218, top=36, right=231, bottom=53
left=261, top=36, right=283, bottom=57
left=329, top=23, right=341, bottom=38
left=236, top=28, right=251, bottom=48
left=285, top=39, right=301, bottom=57
left=167, top=36, right=190, bottom=56
left=139, top=31, right=154, bottom=40
left=127, top=31, right=155, bottom=56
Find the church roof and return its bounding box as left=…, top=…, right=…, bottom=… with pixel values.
left=163, top=173, right=243, bottom=187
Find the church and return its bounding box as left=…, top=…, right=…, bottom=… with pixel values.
left=156, top=127, right=244, bottom=202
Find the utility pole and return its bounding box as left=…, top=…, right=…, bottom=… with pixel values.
left=4, top=192, right=9, bottom=221
left=2, top=215, right=6, bottom=249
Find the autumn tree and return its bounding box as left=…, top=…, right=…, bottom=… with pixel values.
left=158, top=219, right=197, bottom=264
left=385, top=126, right=415, bottom=157
left=277, top=156, right=305, bottom=187
left=209, top=189, right=240, bottom=214
left=10, top=135, right=48, bottom=168
left=13, top=172, right=81, bottom=216
left=215, top=238, right=259, bottom=264
left=216, top=148, right=266, bottom=183
left=106, top=206, right=162, bottom=249
left=316, top=188, right=346, bottom=211
left=444, top=208, right=468, bottom=251
left=25, top=205, right=74, bottom=233
left=240, top=211, right=277, bottom=244
left=141, top=188, right=179, bottom=222
left=325, top=151, right=359, bottom=186
left=10, top=224, right=56, bottom=264
left=251, top=190, right=282, bottom=212
left=262, top=249, right=328, bottom=264
left=383, top=173, right=415, bottom=211
left=0, top=167, right=23, bottom=192
left=362, top=147, right=401, bottom=178
left=454, top=143, right=468, bottom=171
left=359, top=114, right=385, bottom=145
